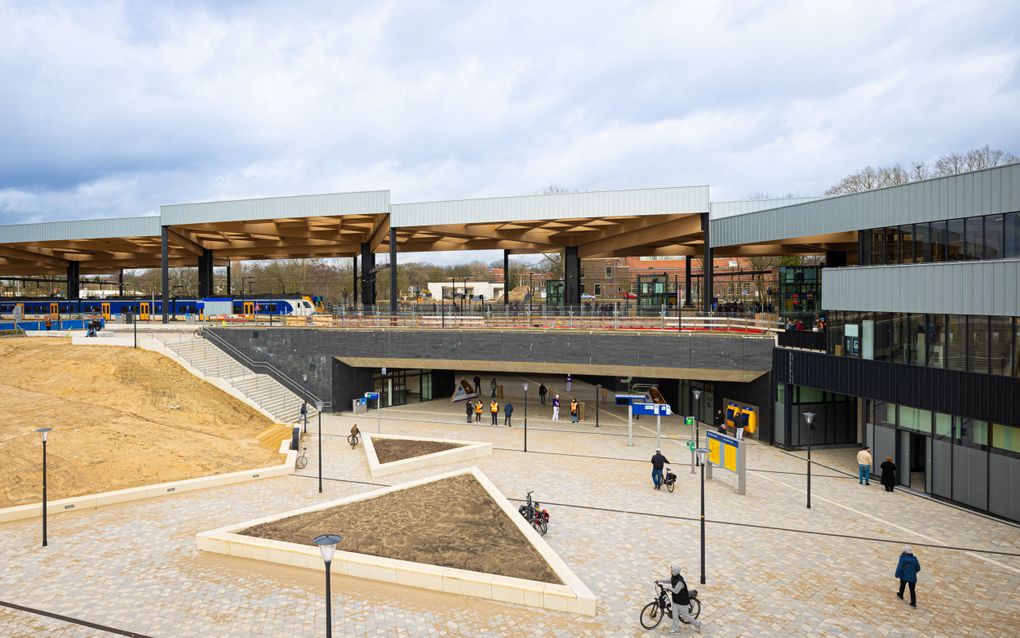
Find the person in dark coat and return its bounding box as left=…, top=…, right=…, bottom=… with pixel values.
left=465, top=399, right=473, bottom=423
left=881, top=456, right=897, bottom=492
left=895, top=547, right=921, bottom=607
left=650, top=448, right=670, bottom=490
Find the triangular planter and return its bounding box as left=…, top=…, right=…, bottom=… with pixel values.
left=363, top=432, right=492, bottom=478
left=196, top=466, right=596, bottom=615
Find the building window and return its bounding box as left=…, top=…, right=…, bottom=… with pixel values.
left=992, top=423, right=1020, bottom=454
left=898, top=406, right=932, bottom=434
left=945, top=315, right=966, bottom=372
left=957, top=418, right=989, bottom=449
left=989, top=317, right=1012, bottom=376
left=1005, top=212, right=1020, bottom=258
left=605, top=266, right=613, bottom=278
left=985, top=214, right=1005, bottom=260
left=968, top=316, right=990, bottom=374
left=594, top=283, right=602, bottom=295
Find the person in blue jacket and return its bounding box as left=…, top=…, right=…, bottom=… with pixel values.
left=895, top=546, right=921, bottom=607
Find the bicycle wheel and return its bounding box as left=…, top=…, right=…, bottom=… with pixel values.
left=680, top=598, right=700, bottom=622
left=296, top=455, right=308, bottom=470
left=639, top=601, right=664, bottom=629
left=532, top=519, right=548, bottom=535
left=666, top=479, right=675, bottom=493
left=347, top=434, right=359, bottom=447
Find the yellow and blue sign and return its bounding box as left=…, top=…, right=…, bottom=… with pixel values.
left=705, top=430, right=747, bottom=495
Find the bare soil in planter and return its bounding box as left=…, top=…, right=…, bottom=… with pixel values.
left=241, top=473, right=562, bottom=584
left=372, top=438, right=465, bottom=464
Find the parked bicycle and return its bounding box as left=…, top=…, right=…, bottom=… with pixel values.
left=518, top=490, right=550, bottom=535
left=296, top=447, right=308, bottom=470
left=347, top=424, right=360, bottom=448
left=639, top=581, right=700, bottom=630
left=663, top=467, right=677, bottom=493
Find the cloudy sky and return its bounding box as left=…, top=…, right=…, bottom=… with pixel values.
left=1, top=0, right=1018, bottom=230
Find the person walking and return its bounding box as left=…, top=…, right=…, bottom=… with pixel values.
left=881, top=456, right=897, bottom=492
left=473, top=375, right=481, bottom=395
left=490, top=399, right=499, bottom=425
left=474, top=400, right=483, bottom=423
left=857, top=446, right=873, bottom=485
left=655, top=564, right=703, bottom=633
left=651, top=448, right=670, bottom=490
left=490, top=377, right=498, bottom=398
left=539, top=383, right=548, bottom=405
left=465, top=399, right=474, bottom=423
left=565, top=374, right=572, bottom=392
left=504, top=401, right=513, bottom=426
left=895, top=547, right=921, bottom=608
left=570, top=398, right=579, bottom=423
left=551, top=394, right=560, bottom=421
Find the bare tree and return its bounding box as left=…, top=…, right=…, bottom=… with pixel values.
left=827, top=146, right=1017, bottom=195
left=535, top=183, right=575, bottom=195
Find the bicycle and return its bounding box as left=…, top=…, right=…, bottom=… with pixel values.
left=296, top=447, right=308, bottom=470
left=664, top=467, right=677, bottom=493
left=347, top=425, right=360, bottom=449
left=639, top=582, right=700, bottom=630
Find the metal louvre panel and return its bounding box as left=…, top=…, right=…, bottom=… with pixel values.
left=160, top=191, right=390, bottom=225
left=390, top=186, right=710, bottom=227
left=821, top=260, right=1020, bottom=316
left=0, top=216, right=161, bottom=243
left=773, top=347, right=1020, bottom=427
left=711, top=163, right=1020, bottom=247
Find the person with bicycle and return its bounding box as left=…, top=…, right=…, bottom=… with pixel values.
left=655, top=564, right=702, bottom=633
left=651, top=448, right=670, bottom=490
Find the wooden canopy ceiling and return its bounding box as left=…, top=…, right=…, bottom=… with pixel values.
left=0, top=211, right=858, bottom=277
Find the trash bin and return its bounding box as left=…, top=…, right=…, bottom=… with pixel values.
left=352, top=398, right=368, bottom=415
left=124, top=312, right=134, bottom=325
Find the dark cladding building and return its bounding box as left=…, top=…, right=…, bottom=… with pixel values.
left=713, top=164, right=1020, bottom=521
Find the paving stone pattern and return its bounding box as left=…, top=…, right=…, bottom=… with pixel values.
left=1, top=381, right=1018, bottom=637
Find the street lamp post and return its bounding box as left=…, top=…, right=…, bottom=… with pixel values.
left=522, top=382, right=529, bottom=452
left=313, top=534, right=343, bottom=638
left=696, top=447, right=709, bottom=584
left=316, top=401, right=325, bottom=494
left=37, top=427, right=52, bottom=547
left=595, top=384, right=600, bottom=428
left=803, top=412, right=816, bottom=509
left=692, top=389, right=702, bottom=466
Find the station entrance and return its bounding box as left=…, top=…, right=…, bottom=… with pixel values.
left=372, top=368, right=433, bottom=407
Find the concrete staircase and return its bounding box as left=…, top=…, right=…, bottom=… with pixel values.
left=164, top=337, right=317, bottom=425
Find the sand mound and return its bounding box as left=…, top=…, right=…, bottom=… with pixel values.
left=0, top=337, right=284, bottom=508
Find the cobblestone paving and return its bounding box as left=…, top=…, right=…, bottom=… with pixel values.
left=2, top=381, right=1018, bottom=637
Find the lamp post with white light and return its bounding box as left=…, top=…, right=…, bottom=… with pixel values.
left=37, top=427, right=52, bottom=547
left=692, top=389, right=702, bottom=465
left=803, top=411, right=816, bottom=509
left=313, top=533, right=343, bottom=638
left=316, top=401, right=325, bottom=494
left=522, top=382, right=529, bottom=452
left=697, top=446, right=709, bottom=584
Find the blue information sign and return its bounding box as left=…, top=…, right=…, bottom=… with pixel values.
left=631, top=402, right=672, bottom=416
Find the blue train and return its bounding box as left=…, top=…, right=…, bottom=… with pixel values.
left=0, top=295, right=318, bottom=319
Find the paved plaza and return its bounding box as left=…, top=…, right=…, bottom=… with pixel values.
left=1, top=376, right=1018, bottom=637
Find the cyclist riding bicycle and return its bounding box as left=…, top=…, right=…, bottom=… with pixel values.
left=655, top=564, right=703, bottom=633
left=350, top=424, right=360, bottom=438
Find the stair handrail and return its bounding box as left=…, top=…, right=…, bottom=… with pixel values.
left=199, top=327, right=331, bottom=409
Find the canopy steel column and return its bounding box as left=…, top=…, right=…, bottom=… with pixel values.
left=389, top=227, right=398, bottom=312
left=360, top=243, right=375, bottom=307
left=118, top=269, right=125, bottom=296
left=161, top=226, right=169, bottom=324
left=503, top=250, right=510, bottom=305
left=700, top=213, right=713, bottom=313
left=352, top=256, right=358, bottom=305
left=65, top=262, right=80, bottom=299
left=225, top=261, right=231, bottom=295
left=197, top=249, right=214, bottom=297
left=684, top=256, right=693, bottom=307
left=564, top=246, right=581, bottom=307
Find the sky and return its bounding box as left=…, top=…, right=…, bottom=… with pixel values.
left=1, top=0, right=1018, bottom=264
